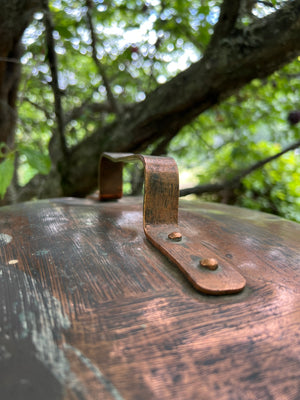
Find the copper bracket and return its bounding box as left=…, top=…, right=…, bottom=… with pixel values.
left=99, top=152, right=246, bottom=295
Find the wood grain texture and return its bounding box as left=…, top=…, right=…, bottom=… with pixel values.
left=0, top=197, right=300, bottom=399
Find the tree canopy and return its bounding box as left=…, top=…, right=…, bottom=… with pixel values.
left=0, top=0, right=299, bottom=221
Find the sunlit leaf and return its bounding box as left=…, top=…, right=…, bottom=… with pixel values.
left=18, top=144, right=51, bottom=175
left=0, top=153, right=15, bottom=199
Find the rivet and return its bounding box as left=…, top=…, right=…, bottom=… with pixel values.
left=168, top=232, right=182, bottom=242
left=200, top=258, right=218, bottom=271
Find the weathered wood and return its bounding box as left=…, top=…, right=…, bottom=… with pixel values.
left=0, top=197, right=300, bottom=399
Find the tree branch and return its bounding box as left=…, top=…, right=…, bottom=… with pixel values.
left=151, top=138, right=171, bottom=156
left=85, top=0, right=121, bottom=115
left=207, top=0, right=241, bottom=50
left=22, top=96, right=52, bottom=119
left=65, top=101, right=133, bottom=124
left=0, top=56, right=20, bottom=63
left=180, top=139, right=300, bottom=197
left=258, top=1, right=275, bottom=8
left=21, top=0, right=300, bottom=199
left=42, top=0, right=67, bottom=160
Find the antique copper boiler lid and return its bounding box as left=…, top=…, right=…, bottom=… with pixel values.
left=0, top=152, right=300, bottom=399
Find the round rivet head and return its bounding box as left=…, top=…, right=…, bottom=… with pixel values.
left=168, top=232, right=182, bottom=242
left=200, top=258, right=218, bottom=271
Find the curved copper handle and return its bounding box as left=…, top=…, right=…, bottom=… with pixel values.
left=99, top=152, right=179, bottom=226
left=99, top=152, right=246, bottom=295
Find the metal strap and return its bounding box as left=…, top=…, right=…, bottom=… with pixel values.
left=99, top=152, right=246, bottom=295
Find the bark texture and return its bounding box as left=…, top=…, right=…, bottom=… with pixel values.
left=0, top=0, right=42, bottom=150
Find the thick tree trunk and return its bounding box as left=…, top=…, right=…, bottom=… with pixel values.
left=0, top=1, right=42, bottom=206
left=0, top=0, right=42, bottom=151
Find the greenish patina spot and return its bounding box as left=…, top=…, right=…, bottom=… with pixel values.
left=34, top=249, right=50, bottom=256
left=0, top=233, right=12, bottom=247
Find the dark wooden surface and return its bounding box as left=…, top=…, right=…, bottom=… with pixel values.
left=0, top=197, right=300, bottom=399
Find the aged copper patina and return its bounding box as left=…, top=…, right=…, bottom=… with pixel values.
left=0, top=153, right=300, bottom=400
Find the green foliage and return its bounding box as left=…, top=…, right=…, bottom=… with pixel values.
left=0, top=145, right=15, bottom=199
left=169, top=58, right=300, bottom=222
left=17, top=0, right=210, bottom=176
left=18, top=144, right=51, bottom=176
left=241, top=149, right=300, bottom=222
left=6, top=0, right=299, bottom=221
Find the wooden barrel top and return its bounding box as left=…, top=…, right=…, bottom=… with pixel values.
left=0, top=197, right=300, bottom=399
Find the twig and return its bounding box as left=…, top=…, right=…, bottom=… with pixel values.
left=207, top=0, right=241, bottom=51
left=180, top=139, right=300, bottom=197
left=257, top=0, right=276, bottom=8
left=85, top=0, right=121, bottom=114
left=0, top=57, right=20, bottom=63
left=22, top=97, right=52, bottom=119
left=65, top=101, right=134, bottom=124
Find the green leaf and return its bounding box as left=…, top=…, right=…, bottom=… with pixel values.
left=0, top=154, right=15, bottom=199
left=18, top=145, right=51, bottom=175
left=56, top=26, right=73, bottom=39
